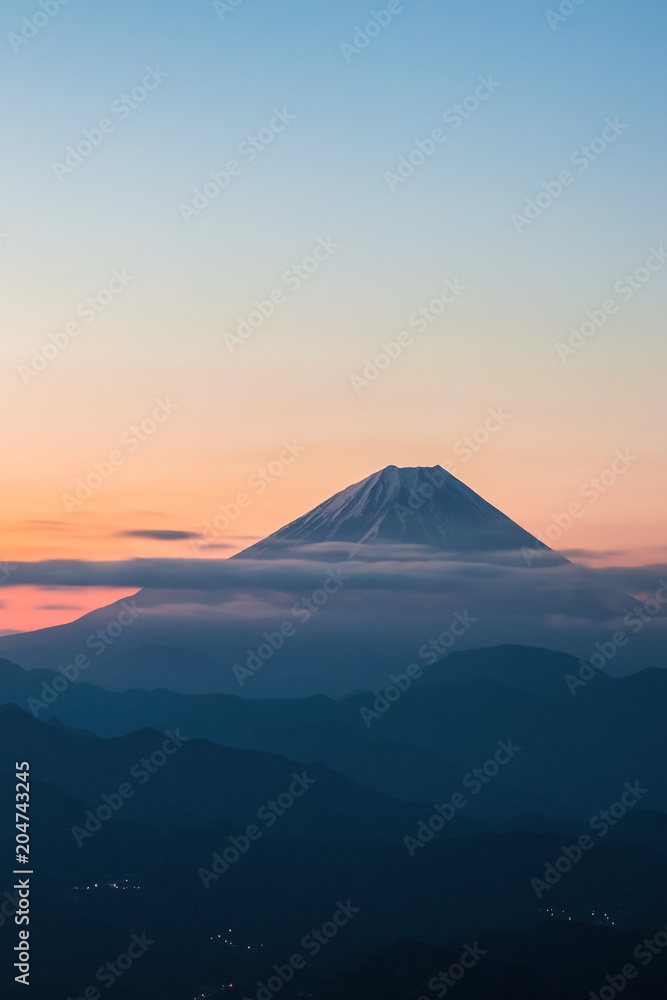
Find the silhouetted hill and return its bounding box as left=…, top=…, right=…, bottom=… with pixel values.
left=0, top=704, right=475, bottom=840
left=2, top=705, right=667, bottom=999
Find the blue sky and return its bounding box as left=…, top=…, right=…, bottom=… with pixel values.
left=2, top=0, right=664, bottom=312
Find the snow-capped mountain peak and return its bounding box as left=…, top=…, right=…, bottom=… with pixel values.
left=237, top=465, right=552, bottom=557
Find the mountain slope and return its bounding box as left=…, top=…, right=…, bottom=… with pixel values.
left=0, top=703, right=478, bottom=840
left=237, top=465, right=555, bottom=557
left=4, top=650, right=667, bottom=819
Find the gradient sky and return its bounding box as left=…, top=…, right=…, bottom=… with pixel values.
left=1, top=0, right=666, bottom=631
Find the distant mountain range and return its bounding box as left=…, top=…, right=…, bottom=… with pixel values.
left=3, top=644, right=667, bottom=822
left=1, top=690, right=667, bottom=999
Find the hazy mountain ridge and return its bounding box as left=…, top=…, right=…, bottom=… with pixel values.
left=2, top=706, right=667, bottom=999
left=2, top=645, right=667, bottom=818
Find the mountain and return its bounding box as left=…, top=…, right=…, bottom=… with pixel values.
left=422, top=644, right=585, bottom=695
left=296, top=925, right=667, bottom=1000
left=5, top=707, right=667, bottom=1000
left=236, top=465, right=555, bottom=557
left=3, top=706, right=667, bottom=1000
left=0, top=467, right=646, bottom=691
left=0, top=703, right=460, bottom=840
left=2, top=467, right=662, bottom=995
left=4, top=649, right=667, bottom=820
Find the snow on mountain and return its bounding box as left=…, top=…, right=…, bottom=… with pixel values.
left=237, top=465, right=553, bottom=557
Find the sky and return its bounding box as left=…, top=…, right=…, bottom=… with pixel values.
left=1, top=0, right=666, bottom=632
